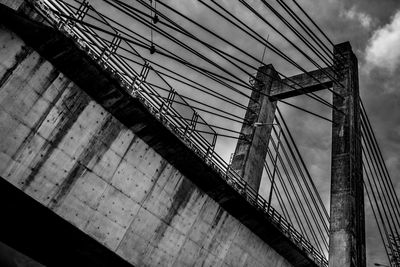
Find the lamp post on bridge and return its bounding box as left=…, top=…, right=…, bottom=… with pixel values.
left=253, top=122, right=282, bottom=213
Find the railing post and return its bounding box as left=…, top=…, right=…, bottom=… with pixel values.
left=140, top=62, right=151, bottom=81
left=204, top=133, right=217, bottom=160
left=101, top=33, right=121, bottom=61
left=65, top=0, right=89, bottom=29
left=131, top=63, right=151, bottom=94
left=76, top=0, right=90, bottom=21
left=166, top=88, right=175, bottom=107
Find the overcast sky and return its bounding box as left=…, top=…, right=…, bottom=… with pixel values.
left=75, top=0, right=400, bottom=265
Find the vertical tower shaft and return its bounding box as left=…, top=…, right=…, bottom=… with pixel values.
left=231, top=64, right=279, bottom=191
left=329, top=42, right=365, bottom=267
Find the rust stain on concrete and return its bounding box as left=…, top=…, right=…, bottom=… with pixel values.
left=0, top=45, right=30, bottom=88
left=153, top=178, right=194, bottom=244
left=21, top=86, right=89, bottom=190
left=49, top=115, right=123, bottom=209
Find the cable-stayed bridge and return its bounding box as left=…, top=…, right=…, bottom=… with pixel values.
left=0, top=0, right=398, bottom=266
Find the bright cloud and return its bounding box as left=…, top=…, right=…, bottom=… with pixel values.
left=365, top=10, right=400, bottom=72
left=342, top=6, right=372, bottom=29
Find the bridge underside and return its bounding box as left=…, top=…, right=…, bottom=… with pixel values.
left=0, top=3, right=321, bottom=267
left=0, top=176, right=132, bottom=267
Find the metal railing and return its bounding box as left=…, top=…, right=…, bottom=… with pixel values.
left=28, top=0, right=328, bottom=265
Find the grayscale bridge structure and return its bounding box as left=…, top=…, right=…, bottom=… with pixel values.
left=0, top=1, right=397, bottom=267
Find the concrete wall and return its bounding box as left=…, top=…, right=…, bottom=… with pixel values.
left=0, top=25, right=293, bottom=267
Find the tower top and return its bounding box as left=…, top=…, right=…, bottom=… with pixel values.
left=333, top=41, right=352, bottom=54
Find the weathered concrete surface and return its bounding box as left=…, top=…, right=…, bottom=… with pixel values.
left=329, top=42, right=365, bottom=267
left=0, top=5, right=314, bottom=267
left=271, top=68, right=333, bottom=100
left=231, top=65, right=278, bottom=192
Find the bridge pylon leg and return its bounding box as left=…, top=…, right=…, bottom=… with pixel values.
left=329, top=42, right=365, bottom=267
left=231, top=64, right=279, bottom=192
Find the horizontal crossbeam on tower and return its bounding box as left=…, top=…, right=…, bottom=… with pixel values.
left=271, top=67, right=333, bottom=100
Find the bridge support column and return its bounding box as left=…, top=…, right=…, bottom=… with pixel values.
left=231, top=64, right=279, bottom=191
left=329, top=42, right=365, bottom=267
